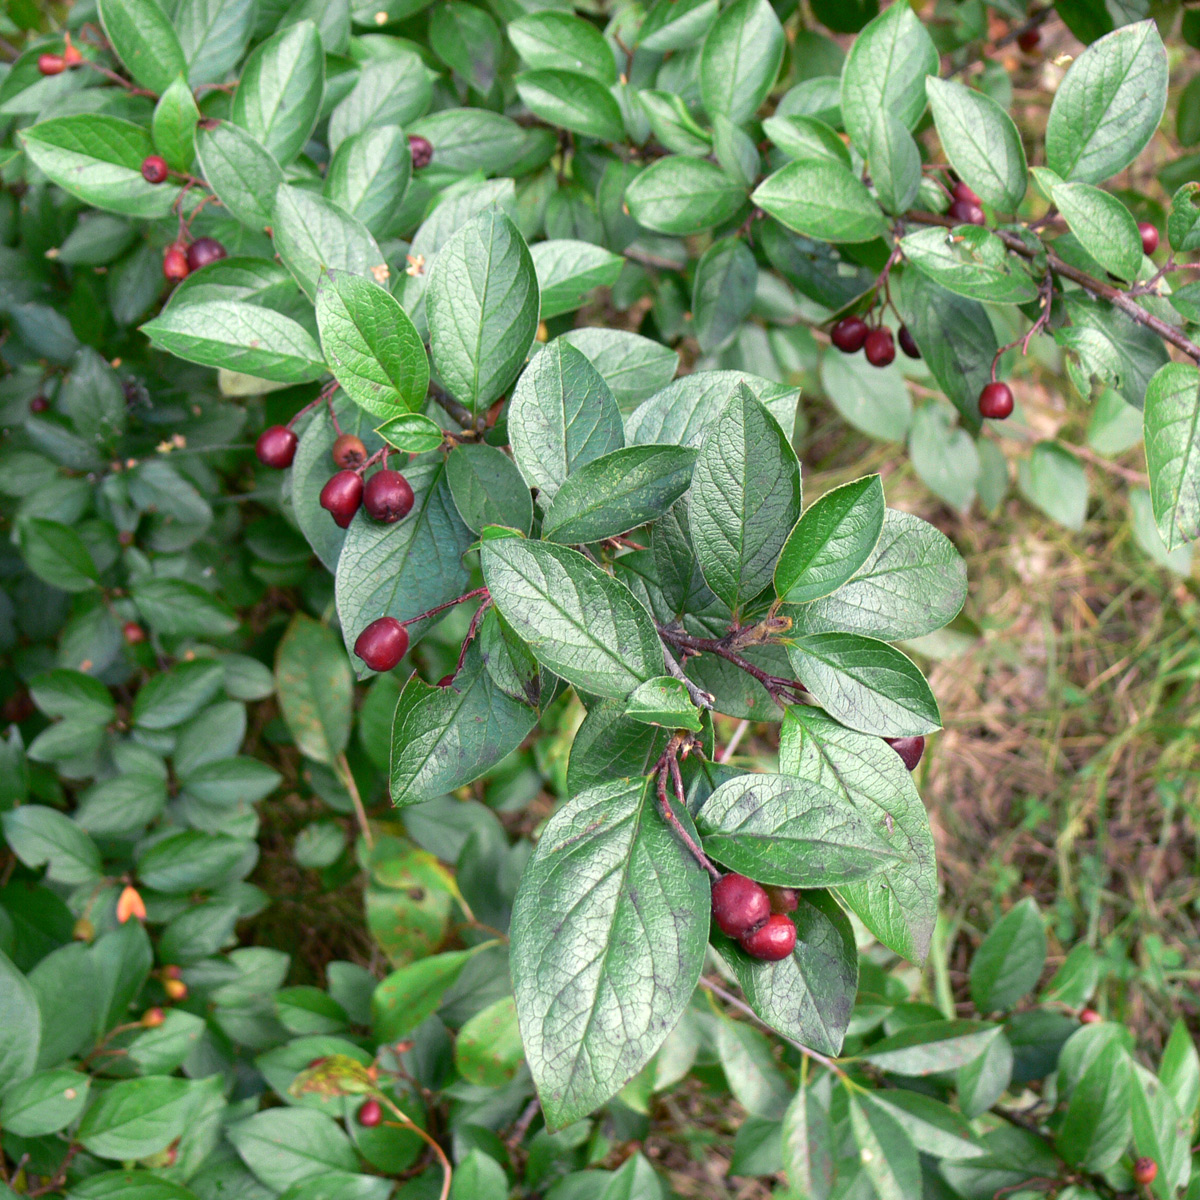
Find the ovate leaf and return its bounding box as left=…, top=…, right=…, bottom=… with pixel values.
left=275, top=614, right=353, bottom=765
left=98, top=0, right=187, bottom=95
left=753, top=159, right=888, bottom=244
left=1144, top=362, right=1200, bottom=550
left=699, top=0, right=784, bottom=126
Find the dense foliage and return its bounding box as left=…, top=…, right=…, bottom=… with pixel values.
left=0, top=0, right=1199, bottom=1197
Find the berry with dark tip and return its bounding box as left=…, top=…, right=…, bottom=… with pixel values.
left=38, top=53, right=65, bottom=75
left=320, top=470, right=364, bottom=528
left=123, top=622, right=146, bottom=645
left=186, top=237, right=226, bottom=271
left=898, top=325, right=921, bottom=359
left=332, top=433, right=367, bottom=468
left=864, top=327, right=895, bottom=368
left=1016, top=27, right=1041, bottom=53
left=952, top=180, right=981, bottom=206
left=979, top=381, right=1014, bottom=420
left=1133, top=1158, right=1157, bottom=1185
left=831, top=315, right=869, bottom=353
left=1079, top=1007, right=1102, bottom=1024
left=950, top=198, right=986, bottom=226
left=711, top=873, right=771, bottom=939
left=141, top=155, right=169, bottom=184
left=885, top=735, right=925, bottom=772
left=356, top=1099, right=383, bottom=1127
left=256, top=425, right=298, bottom=469
left=1138, top=222, right=1159, bottom=256
left=740, top=913, right=797, bottom=961
left=163, top=245, right=190, bottom=281
left=29, top=395, right=49, bottom=413
left=765, top=886, right=798, bottom=914
left=409, top=134, right=434, bottom=170
left=363, top=469, right=414, bottom=523
left=354, top=617, right=409, bottom=672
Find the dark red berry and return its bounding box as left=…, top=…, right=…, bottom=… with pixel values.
left=979, top=381, right=1014, bottom=420
left=765, top=886, right=798, bottom=914
left=186, top=237, right=226, bottom=271
left=1138, top=222, right=1159, bottom=256
left=363, top=470, right=414, bottom=523
left=2, top=692, right=35, bottom=724
left=118, top=530, right=134, bottom=546
left=436, top=673, right=456, bottom=688
left=830, top=315, right=869, bottom=353
left=740, top=913, right=797, bottom=961
left=409, top=134, right=433, bottom=170
left=864, top=327, right=895, bottom=368
left=62, top=43, right=83, bottom=67
left=1079, top=1007, right=1102, bottom=1024
left=356, top=1099, right=383, bottom=1127
left=320, top=470, right=364, bottom=528
left=256, top=425, right=298, bottom=469
left=38, top=53, right=65, bottom=75
left=331, top=433, right=367, bottom=469
left=354, top=617, right=409, bottom=672
left=950, top=198, right=986, bottom=226
left=123, top=622, right=146, bottom=645
left=898, top=325, right=920, bottom=359
left=1016, top=27, right=1041, bottom=53
left=1133, top=1158, right=1157, bottom=1185
left=141, top=155, right=169, bottom=184
left=711, top=874, right=771, bottom=939
left=952, top=180, right=981, bottom=206
left=885, top=735, right=925, bottom=772
left=163, top=245, right=190, bottom=281
left=29, top=394, right=49, bottom=413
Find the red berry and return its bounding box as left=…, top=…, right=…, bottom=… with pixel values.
left=256, top=425, right=298, bottom=469
left=979, top=381, right=1014, bottom=420
left=123, top=621, right=146, bottom=645
left=363, top=470, right=414, bottom=523
left=186, top=237, right=226, bottom=271
left=163, top=965, right=183, bottom=980
left=898, top=325, right=920, bottom=360
left=1133, top=1158, right=1157, bottom=1185
left=38, top=53, right=65, bottom=75
left=331, top=433, right=367, bottom=469
left=1016, top=27, right=1041, bottom=53
left=952, top=180, right=981, bottom=206
left=711, top=874, right=771, bottom=939
left=354, top=617, right=409, bottom=672
left=1138, top=222, right=1159, bottom=256
left=950, top=198, right=986, bottom=226
left=436, top=673, right=456, bottom=688
left=409, top=134, right=433, bottom=170
left=864, top=327, right=895, bottom=368
left=29, top=394, right=49, bottom=413
left=163, top=246, right=190, bottom=281
left=62, top=43, right=83, bottom=67
left=885, top=736, right=925, bottom=772
left=356, top=1098, right=383, bottom=1127
left=740, top=913, right=797, bottom=961
left=765, top=886, right=798, bottom=914
left=319, top=470, right=364, bottom=528
left=141, top=1007, right=166, bottom=1028
left=830, top=315, right=869, bottom=353
left=141, top=155, right=169, bottom=184
left=163, top=978, right=188, bottom=1001
left=1079, top=1007, right=1102, bottom=1024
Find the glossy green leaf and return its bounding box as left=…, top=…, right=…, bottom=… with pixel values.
left=228, top=1108, right=358, bottom=1190
left=77, top=1076, right=196, bottom=1160
left=640, top=0, right=718, bottom=51
left=0, top=951, right=41, bottom=1093
left=849, top=1092, right=921, bottom=1200
left=1168, top=182, right=1200, bottom=253
left=900, top=225, right=1038, bottom=304
left=1144, top=362, right=1200, bottom=551
left=908, top=401, right=979, bottom=512
left=753, top=159, right=888, bottom=243
left=1056, top=1040, right=1133, bottom=1169
left=195, top=120, right=282, bottom=231
left=430, top=1, right=501, bottom=93
left=1046, top=176, right=1143, bottom=281
left=692, top=237, right=757, bottom=354
left=860, top=1020, right=1001, bottom=1075
left=0, top=1068, right=89, bottom=1137
left=455, top=996, right=524, bottom=1087
left=623, top=676, right=702, bottom=732
left=17, top=519, right=98, bottom=592
left=970, top=897, right=1047, bottom=1012
left=97, top=0, right=187, bottom=95
left=625, top=158, right=747, bottom=236
left=445, top=443, right=534, bottom=535
left=325, top=125, right=411, bottom=240
left=509, top=12, right=617, bottom=82
left=531, top=240, right=624, bottom=320
left=699, top=0, right=784, bottom=125
left=516, top=70, right=625, bottom=142
left=372, top=949, right=478, bottom=1042
left=175, top=0, right=256, bottom=85
left=559, top=329, right=678, bottom=408
left=151, top=76, right=200, bottom=172
left=275, top=614, right=353, bottom=765
left=329, top=53, right=431, bottom=150
left=376, top=412, right=444, bottom=455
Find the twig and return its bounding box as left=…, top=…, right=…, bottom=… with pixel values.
left=335, top=752, right=373, bottom=851
left=400, top=587, right=489, bottom=629
left=655, top=735, right=721, bottom=879
left=659, top=642, right=715, bottom=710
left=718, top=718, right=750, bottom=763
left=378, top=1095, right=453, bottom=1200
left=428, top=381, right=475, bottom=430
left=948, top=6, right=1054, bottom=77
left=453, top=597, right=492, bottom=677
left=505, top=1097, right=541, bottom=1153
left=657, top=624, right=805, bottom=706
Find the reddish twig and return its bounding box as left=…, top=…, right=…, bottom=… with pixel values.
left=400, top=587, right=489, bottom=629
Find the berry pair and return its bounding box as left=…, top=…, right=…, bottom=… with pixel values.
left=163, top=237, right=226, bottom=281
left=711, top=874, right=798, bottom=961
left=949, top=180, right=986, bottom=226
left=37, top=42, right=82, bottom=75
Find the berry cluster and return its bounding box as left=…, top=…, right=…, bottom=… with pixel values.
left=36, top=40, right=83, bottom=75
left=162, top=235, right=226, bottom=282
left=711, top=873, right=798, bottom=960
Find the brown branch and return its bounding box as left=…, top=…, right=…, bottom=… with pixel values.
left=655, top=734, right=721, bottom=880
left=656, top=624, right=806, bottom=705
left=428, top=382, right=475, bottom=430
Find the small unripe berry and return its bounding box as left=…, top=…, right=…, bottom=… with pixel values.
left=331, top=433, right=367, bottom=469
left=354, top=617, right=409, bottom=672
left=1133, top=1158, right=1157, bottom=1185
left=187, top=237, right=226, bottom=271
left=1016, top=26, right=1041, bottom=53
left=141, top=156, right=169, bottom=184
left=1079, top=1007, right=1102, bottom=1024
left=952, top=180, right=981, bottom=206
left=163, top=245, right=190, bottom=281
left=73, top=916, right=95, bottom=941
left=163, top=965, right=183, bottom=980
left=1138, top=222, right=1159, bottom=256
left=864, top=327, right=895, bottom=368
left=740, top=913, right=797, bottom=961
left=29, top=394, right=49, bottom=413
left=320, top=470, right=364, bottom=528
left=898, top=325, right=921, bottom=359
left=62, top=43, right=83, bottom=67
left=885, top=735, right=925, bottom=772
left=38, top=53, right=65, bottom=75
left=409, top=134, right=434, bottom=170
left=356, top=1099, right=383, bottom=1127
left=979, top=381, right=1014, bottom=420
left=116, top=885, right=147, bottom=923
left=163, top=978, right=188, bottom=1001
left=711, top=873, right=771, bottom=939
left=123, top=621, right=146, bottom=645
left=142, top=1007, right=166, bottom=1028
left=256, top=425, right=298, bottom=469
left=949, top=198, right=986, bottom=226
left=363, top=470, right=414, bottom=523
left=830, top=315, right=869, bottom=353
left=765, top=886, right=798, bottom=914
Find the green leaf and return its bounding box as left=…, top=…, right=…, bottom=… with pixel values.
left=481, top=535, right=664, bottom=697
left=329, top=54, right=430, bottom=151
left=753, top=159, right=888, bottom=243
left=1160, top=1019, right=1200, bottom=1123
left=559, top=329, right=678, bottom=409
left=908, top=401, right=980, bottom=512
left=969, top=897, right=1047, bottom=1012
left=839, top=1, right=938, bottom=151
left=1130, top=1065, right=1189, bottom=1198
left=868, top=1090, right=985, bottom=1161
left=325, top=125, right=412, bottom=240
left=692, top=237, right=757, bottom=354
left=17, top=518, right=98, bottom=592
left=455, top=996, right=524, bottom=1087
left=699, top=0, right=784, bottom=125
left=696, top=772, right=898, bottom=885
left=409, top=109, right=526, bottom=175
left=624, top=158, right=747, bottom=236
left=509, top=340, right=624, bottom=501
left=531, top=240, right=624, bottom=320
left=195, top=120, right=282, bottom=232
left=30, top=670, right=114, bottom=724
left=775, top=475, right=885, bottom=604
left=316, top=273, right=428, bottom=418
left=510, top=778, right=710, bottom=1129
left=1058, top=292, right=1169, bottom=411
left=1044, top=176, right=1143, bottom=281
left=1017, top=442, right=1089, bottom=531
left=715, top=1019, right=791, bottom=1120
left=131, top=578, right=238, bottom=638
left=275, top=615, right=353, bottom=765
left=899, top=225, right=1038, bottom=304
left=0, top=1068, right=89, bottom=1137
left=509, top=12, right=618, bottom=82
left=957, top=1030, right=1013, bottom=1119
left=783, top=1078, right=834, bottom=1199
left=135, top=830, right=249, bottom=892
left=21, top=117, right=181, bottom=219
left=639, top=0, right=718, bottom=51
left=925, top=77, right=1028, bottom=212
left=623, top=677, right=702, bottom=732
left=445, top=443, right=533, bottom=535
left=429, top=1, right=501, bottom=93
left=868, top=111, right=921, bottom=215
left=860, top=1020, right=1001, bottom=1075
left=175, top=0, right=256, bottom=85
left=151, top=76, right=200, bottom=172
left=132, top=660, right=225, bottom=730
left=65, top=1171, right=198, bottom=1199
left=98, top=0, right=187, bottom=95
left=372, top=948, right=479, bottom=1042
left=638, top=89, right=712, bottom=155
left=141, top=299, right=326, bottom=384
left=1168, top=182, right=1200, bottom=253
left=848, top=1092, right=921, bottom=1200
left=763, top=113, right=849, bottom=166
left=376, top=412, right=444, bottom=455
left=818, top=348, right=911, bottom=442
left=77, top=1077, right=196, bottom=1160
left=787, top=632, right=940, bottom=738
left=690, top=384, right=801, bottom=612
left=427, top=211, right=540, bottom=417
left=541, top=445, right=697, bottom=545
left=1056, top=1041, right=1133, bottom=1169
left=516, top=70, right=625, bottom=142
left=0, top=950, right=41, bottom=1093
left=231, top=20, right=325, bottom=165
left=228, top=1109, right=359, bottom=1190
left=1144, top=362, right=1200, bottom=550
